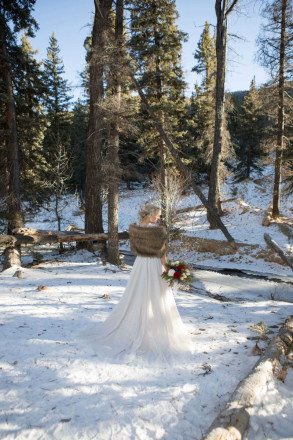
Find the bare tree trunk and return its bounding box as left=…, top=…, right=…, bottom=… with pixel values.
left=0, top=16, right=22, bottom=268
left=247, top=134, right=251, bottom=179
left=106, top=0, right=123, bottom=265
left=154, top=19, right=167, bottom=223
left=85, top=0, right=113, bottom=234
left=272, top=0, right=286, bottom=218
left=159, top=125, right=167, bottom=224
left=0, top=18, right=23, bottom=234
left=0, top=148, right=8, bottom=199
left=207, top=0, right=238, bottom=228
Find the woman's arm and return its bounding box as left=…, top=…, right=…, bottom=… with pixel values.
left=161, top=254, right=167, bottom=270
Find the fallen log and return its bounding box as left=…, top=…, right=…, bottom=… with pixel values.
left=0, top=229, right=109, bottom=246
left=202, top=315, right=293, bottom=440
left=1, top=228, right=129, bottom=269
left=1, top=229, right=129, bottom=250
left=264, top=233, right=293, bottom=271
left=278, top=223, right=293, bottom=241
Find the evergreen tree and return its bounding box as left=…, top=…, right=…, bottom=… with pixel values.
left=0, top=0, right=38, bottom=233
left=128, top=0, right=188, bottom=219
left=15, top=34, right=48, bottom=210
left=190, top=22, right=232, bottom=181
left=234, top=79, right=267, bottom=179
left=42, top=33, right=73, bottom=230
left=43, top=33, right=72, bottom=163
left=190, top=22, right=216, bottom=175
left=193, top=21, right=216, bottom=92
left=69, top=99, right=88, bottom=195
left=257, top=0, right=293, bottom=216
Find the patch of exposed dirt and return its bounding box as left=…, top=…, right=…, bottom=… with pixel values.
left=170, top=234, right=287, bottom=266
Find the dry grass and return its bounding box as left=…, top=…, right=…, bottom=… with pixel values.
left=169, top=233, right=287, bottom=266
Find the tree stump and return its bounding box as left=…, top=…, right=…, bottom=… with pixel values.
left=3, top=245, right=21, bottom=270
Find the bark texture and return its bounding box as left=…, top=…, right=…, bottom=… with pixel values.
left=107, top=0, right=123, bottom=265
left=272, top=0, right=286, bottom=217
left=207, top=0, right=238, bottom=228
left=85, top=0, right=113, bottom=234
left=202, top=315, right=293, bottom=440
left=0, top=15, right=23, bottom=234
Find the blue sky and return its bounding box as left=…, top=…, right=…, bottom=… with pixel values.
left=30, top=0, right=269, bottom=100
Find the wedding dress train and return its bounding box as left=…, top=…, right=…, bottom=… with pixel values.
left=82, top=256, right=193, bottom=363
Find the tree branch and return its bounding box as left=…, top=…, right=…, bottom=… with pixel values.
left=225, top=0, right=238, bottom=18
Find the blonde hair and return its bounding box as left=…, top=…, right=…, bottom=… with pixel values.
left=138, top=203, right=161, bottom=222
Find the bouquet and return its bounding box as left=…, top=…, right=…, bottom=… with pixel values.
left=161, top=260, right=193, bottom=286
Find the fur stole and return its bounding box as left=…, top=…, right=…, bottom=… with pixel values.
left=129, top=223, right=167, bottom=258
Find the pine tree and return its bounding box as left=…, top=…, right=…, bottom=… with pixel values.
left=15, top=34, right=48, bottom=210
left=190, top=22, right=217, bottom=175
left=0, top=0, right=38, bottom=233
left=193, top=22, right=216, bottom=92
left=42, top=33, right=72, bottom=230
left=257, top=0, right=293, bottom=216
left=235, top=79, right=267, bottom=179
left=190, top=22, right=233, bottom=183
left=69, top=99, right=88, bottom=196
left=128, top=0, right=188, bottom=220
left=43, top=33, right=72, bottom=162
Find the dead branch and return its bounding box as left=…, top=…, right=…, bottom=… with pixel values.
left=264, top=233, right=293, bottom=270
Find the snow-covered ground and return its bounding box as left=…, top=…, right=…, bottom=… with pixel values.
left=1, top=174, right=293, bottom=439
left=25, top=172, right=293, bottom=276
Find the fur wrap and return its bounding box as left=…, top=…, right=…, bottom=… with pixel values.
left=129, top=223, right=167, bottom=258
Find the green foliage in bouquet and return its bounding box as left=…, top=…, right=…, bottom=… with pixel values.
left=161, top=261, right=193, bottom=286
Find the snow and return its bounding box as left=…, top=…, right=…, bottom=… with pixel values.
left=1, top=175, right=293, bottom=439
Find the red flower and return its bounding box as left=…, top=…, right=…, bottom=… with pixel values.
left=174, top=271, right=181, bottom=279
left=177, top=265, right=185, bottom=271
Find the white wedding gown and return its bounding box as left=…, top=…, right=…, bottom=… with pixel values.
left=82, top=256, right=193, bottom=364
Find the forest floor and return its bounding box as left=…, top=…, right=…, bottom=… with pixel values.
left=0, top=171, right=293, bottom=439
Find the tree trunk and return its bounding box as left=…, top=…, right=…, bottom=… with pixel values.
left=154, top=20, right=167, bottom=224
left=85, top=0, right=113, bottom=234
left=207, top=0, right=228, bottom=227
left=107, top=0, right=123, bottom=265
left=0, top=17, right=23, bottom=234
left=3, top=246, right=21, bottom=270
left=159, top=127, right=167, bottom=224
left=272, top=0, right=286, bottom=218
left=247, top=134, right=251, bottom=179
left=207, top=0, right=238, bottom=228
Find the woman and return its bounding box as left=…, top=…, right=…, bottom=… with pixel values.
left=84, top=203, right=193, bottom=363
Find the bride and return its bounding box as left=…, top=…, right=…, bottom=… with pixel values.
left=84, top=203, right=193, bottom=363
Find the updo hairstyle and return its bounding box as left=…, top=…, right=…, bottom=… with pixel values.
left=138, top=203, right=161, bottom=222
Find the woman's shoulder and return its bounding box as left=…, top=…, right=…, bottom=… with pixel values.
left=129, top=222, right=167, bottom=236
left=129, top=222, right=166, bottom=230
